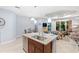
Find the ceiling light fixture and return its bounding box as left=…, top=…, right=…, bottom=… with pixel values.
left=31, top=18, right=37, bottom=24
left=15, top=6, right=21, bottom=9
left=34, top=6, right=38, bottom=8
left=48, top=18, right=51, bottom=23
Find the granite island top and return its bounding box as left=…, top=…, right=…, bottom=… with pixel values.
left=23, top=33, right=58, bottom=45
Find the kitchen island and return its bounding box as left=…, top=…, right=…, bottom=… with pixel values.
left=23, top=33, right=57, bottom=53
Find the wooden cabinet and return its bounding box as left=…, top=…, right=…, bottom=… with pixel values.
left=28, top=42, right=35, bottom=53
left=28, top=38, right=52, bottom=53
left=35, top=47, right=43, bottom=53
left=44, top=42, right=52, bottom=53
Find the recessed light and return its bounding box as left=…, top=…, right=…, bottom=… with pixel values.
left=15, top=6, right=21, bottom=9
left=34, top=6, right=38, bottom=8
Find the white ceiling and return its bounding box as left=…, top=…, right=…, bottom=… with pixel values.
left=0, top=6, right=79, bottom=17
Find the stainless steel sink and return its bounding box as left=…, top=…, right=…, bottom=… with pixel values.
left=32, top=35, right=47, bottom=41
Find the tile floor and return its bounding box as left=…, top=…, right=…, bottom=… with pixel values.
left=56, top=36, right=79, bottom=53
left=0, top=36, right=79, bottom=53
left=0, top=37, right=24, bottom=53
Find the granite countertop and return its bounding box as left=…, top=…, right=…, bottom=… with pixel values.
left=23, top=33, right=58, bottom=45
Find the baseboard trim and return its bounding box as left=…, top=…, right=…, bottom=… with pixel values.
left=0, top=38, right=16, bottom=45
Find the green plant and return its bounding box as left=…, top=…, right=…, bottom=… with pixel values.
left=61, top=21, right=65, bottom=31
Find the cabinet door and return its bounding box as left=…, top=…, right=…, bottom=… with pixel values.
left=28, top=38, right=52, bottom=53
left=28, top=43, right=35, bottom=53
left=44, top=42, right=52, bottom=53
left=35, top=47, right=43, bottom=53
left=28, top=38, right=44, bottom=53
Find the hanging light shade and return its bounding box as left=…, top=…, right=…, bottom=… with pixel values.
left=48, top=18, right=51, bottom=23
left=31, top=18, right=37, bottom=24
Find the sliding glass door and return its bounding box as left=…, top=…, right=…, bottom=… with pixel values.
left=56, top=22, right=60, bottom=31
